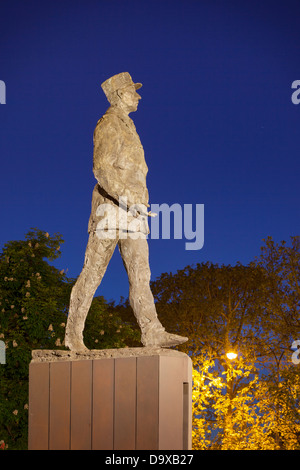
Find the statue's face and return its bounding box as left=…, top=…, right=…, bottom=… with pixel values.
left=118, top=84, right=141, bottom=113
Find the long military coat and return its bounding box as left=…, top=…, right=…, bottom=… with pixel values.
left=87, top=106, right=149, bottom=236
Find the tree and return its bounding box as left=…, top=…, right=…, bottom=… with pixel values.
left=84, top=295, right=140, bottom=349
left=151, top=261, right=267, bottom=359
left=0, top=229, right=138, bottom=449
left=192, top=349, right=300, bottom=450
left=192, top=352, right=263, bottom=449
left=251, top=236, right=300, bottom=448
left=147, top=237, right=300, bottom=449
left=254, top=236, right=300, bottom=366
left=106, top=297, right=143, bottom=347
left=0, top=228, right=71, bottom=449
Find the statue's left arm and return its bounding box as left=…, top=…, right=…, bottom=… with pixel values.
left=93, top=115, right=149, bottom=209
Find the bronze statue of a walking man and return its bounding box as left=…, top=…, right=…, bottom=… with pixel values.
left=64, top=72, right=188, bottom=352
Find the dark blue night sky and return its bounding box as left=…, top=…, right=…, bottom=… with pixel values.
left=0, top=0, right=299, bottom=302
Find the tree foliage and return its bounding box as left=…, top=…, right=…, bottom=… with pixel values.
left=149, top=236, right=300, bottom=449
left=192, top=350, right=300, bottom=449
left=1, top=229, right=299, bottom=450
left=84, top=295, right=139, bottom=349
left=0, top=229, right=71, bottom=449
left=0, top=229, right=138, bottom=450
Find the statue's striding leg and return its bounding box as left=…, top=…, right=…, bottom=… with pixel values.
left=118, top=237, right=188, bottom=348
left=65, top=232, right=118, bottom=351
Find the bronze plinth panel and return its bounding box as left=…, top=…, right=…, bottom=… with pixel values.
left=28, top=348, right=192, bottom=450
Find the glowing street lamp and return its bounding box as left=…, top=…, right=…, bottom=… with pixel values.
left=226, top=352, right=238, bottom=360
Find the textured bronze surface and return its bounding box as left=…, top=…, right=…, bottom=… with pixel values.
left=64, top=72, right=188, bottom=352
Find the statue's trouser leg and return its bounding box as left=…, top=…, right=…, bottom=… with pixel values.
left=118, top=236, right=164, bottom=340
left=65, top=232, right=118, bottom=349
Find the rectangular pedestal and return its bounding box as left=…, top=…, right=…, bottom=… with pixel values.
left=28, top=348, right=192, bottom=450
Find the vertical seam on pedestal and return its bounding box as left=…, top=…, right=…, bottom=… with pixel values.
left=157, top=355, right=160, bottom=450
left=182, top=381, right=189, bottom=450
left=135, top=357, right=138, bottom=450
left=69, top=361, right=72, bottom=450
left=113, top=358, right=115, bottom=450
left=48, top=363, right=51, bottom=450
left=91, top=360, right=94, bottom=450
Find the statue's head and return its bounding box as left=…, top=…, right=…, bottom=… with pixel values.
left=101, top=72, right=142, bottom=113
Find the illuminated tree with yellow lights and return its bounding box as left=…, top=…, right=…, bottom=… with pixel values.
left=149, top=237, right=300, bottom=449
left=192, top=351, right=300, bottom=449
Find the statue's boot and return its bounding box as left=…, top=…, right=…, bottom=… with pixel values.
left=141, top=322, right=188, bottom=348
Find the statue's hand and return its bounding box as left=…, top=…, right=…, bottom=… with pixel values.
left=129, top=203, right=152, bottom=218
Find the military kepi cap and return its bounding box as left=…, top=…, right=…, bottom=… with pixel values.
left=101, top=72, right=142, bottom=100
